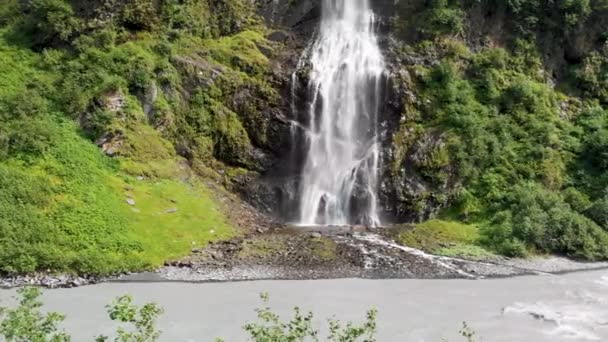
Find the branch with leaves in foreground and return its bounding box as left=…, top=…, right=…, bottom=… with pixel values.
left=0, top=287, right=476, bottom=342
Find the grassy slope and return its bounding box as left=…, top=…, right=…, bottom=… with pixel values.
left=0, top=26, right=234, bottom=275
left=396, top=220, right=497, bottom=260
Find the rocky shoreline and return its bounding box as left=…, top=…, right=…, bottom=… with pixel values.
left=137, top=229, right=608, bottom=283
left=4, top=227, right=608, bottom=289
left=0, top=274, right=100, bottom=289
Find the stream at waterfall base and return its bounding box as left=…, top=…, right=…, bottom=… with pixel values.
left=1, top=269, right=608, bottom=341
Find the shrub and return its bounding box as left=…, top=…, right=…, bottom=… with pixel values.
left=587, top=197, right=608, bottom=229
left=481, top=183, right=608, bottom=259
left=120, top=0, right=160, bottom=31
left=0, top=287, right=70, bottom=342
left=25, top=0, right=83, bottom=46
left=96, top=296, right=163, bottom=342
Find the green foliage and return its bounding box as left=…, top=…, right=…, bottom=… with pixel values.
left=1, top=289, right=162, bottom=342
left=574, top=44, right=608, bottom=104
left=0, top=0, right=284, bottom=275
left=0, top=287, right=70, bottom=342
left=587, top=197, right=608, bottom=229
left=160, top=0, right=213, bottom=38
left=23, top=0, right=83, bottom=46
left=396, top=220, right=497, bottom=260
left=208, top=0, right=260, bottom=36
left=397, top=220, right=481, bottom=252
left=0, top=290, right=486, bottom=342
left=243, top=293, right=378, bottom=342
left=559, top=0, right=592, bottom=28
left=481, top=183, right=608, bottom=259
left=506, top=0, right=592, bottom=35
left=96, top=296, right=163, bottom=342
left=422, top=0, right=465, bottom=36
left=570, top=106, right=608, bottom=198
left=396, top=0, right=464, bottom=38
left=459, top=322, right=477, bottom=342
left=436, top=244, right=497, bottom=261
left=0, top=120, right=146, bottom=275
left=396, top=42, right=608, bottom=259
left=120, top=0, right=160, bottom=31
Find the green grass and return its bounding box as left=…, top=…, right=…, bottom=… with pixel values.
left=398, top=220, right=479, bottom=250
left=436, top=244, right=497, bottom=260
left=310, top=237, right=338, bottom=261
left=238, top=236, right=286, bottom=259
left=0, top=120, right=143, bottom=274
left=122, top=178, right=233, bottom=266
left=203, top=30, right=271, bottom=76
left=0, top=118, right=234, bottom=274
left=396, top=220, right=496, bottom=260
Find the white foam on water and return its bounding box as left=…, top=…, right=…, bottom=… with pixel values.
left=352, top=233, right=477, bottom=278
left=594, top=275, right=608, bottom=288
left=504, top=275, right=608, bottom=341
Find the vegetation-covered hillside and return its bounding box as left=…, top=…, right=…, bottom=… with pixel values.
left=1, top=0, right=608, bottom=277
left=387, top=0, right=608, bottom=259
left=0, top=0, right=277, bottom=275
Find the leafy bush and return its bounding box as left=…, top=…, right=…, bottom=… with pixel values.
left=0, top=290, right=386, bottom=342
left=575, top=44, right=608, bottom=104
left=587, top=197, right=608, bottom=229
left=96, top=295, right=163, bottom=342
left=396, top=43, right=608, bottom=259
left=24, top=0, right=83, bottom=46
left=0, top=287, right=70, bottom=342
left=120, top=0, right=160, bottom=31
left=481, top=183, right=608, bottom=259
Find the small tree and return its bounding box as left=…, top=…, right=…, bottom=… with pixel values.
left=0, top=287, right=71, bottom=342
left=95, top=295, right=163, bottom=342
left=328, top=309, right=377, bottom=342
left=243, top=293, right=377, bottom=342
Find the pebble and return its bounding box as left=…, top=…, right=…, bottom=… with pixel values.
left=0, top=274, right=96, bottom=289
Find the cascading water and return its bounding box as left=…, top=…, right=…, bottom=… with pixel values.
left=295, top=0, right=385, bottom=227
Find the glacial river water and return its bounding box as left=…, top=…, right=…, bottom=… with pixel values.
left=1, top=270, right=608, bottom=341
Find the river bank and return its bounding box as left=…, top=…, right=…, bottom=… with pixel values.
left=3, top=227, right=608, bottom=289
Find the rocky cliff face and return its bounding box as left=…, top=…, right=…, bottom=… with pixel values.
left=246, top=0, right=608, bottom=225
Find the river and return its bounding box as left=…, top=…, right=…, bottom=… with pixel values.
left=1, top=270, right=607, bottom=341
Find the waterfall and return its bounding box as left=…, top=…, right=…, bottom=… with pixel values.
left=296, top=0, right=385, bottom=227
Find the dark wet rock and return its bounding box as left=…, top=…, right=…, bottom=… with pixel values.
left=267, top=30, right=290, bottom=42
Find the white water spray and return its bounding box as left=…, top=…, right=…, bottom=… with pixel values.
left=297, top=0, right=385, bottom=226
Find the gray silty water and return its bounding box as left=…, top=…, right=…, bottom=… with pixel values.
left=1, top=270, right=608, bottom=341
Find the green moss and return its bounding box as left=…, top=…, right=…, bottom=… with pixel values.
left=0, top=120, right=144, bottom=274
left=0, top=13, right=248, bottom=274
left=310, top=237, right=337, bottom=261
left=116, top=123, right=183, bottom=179
left=397, top=220, right=486, bottom=255
left=238, top=237, right=286, bottom=259
left=203, top=30, right=271, bottom=76
left=0, top=29, right=41, bottom=100
left=436, top=244, right=498, bottom=261
left=121, top=177, right=233, bottom=266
